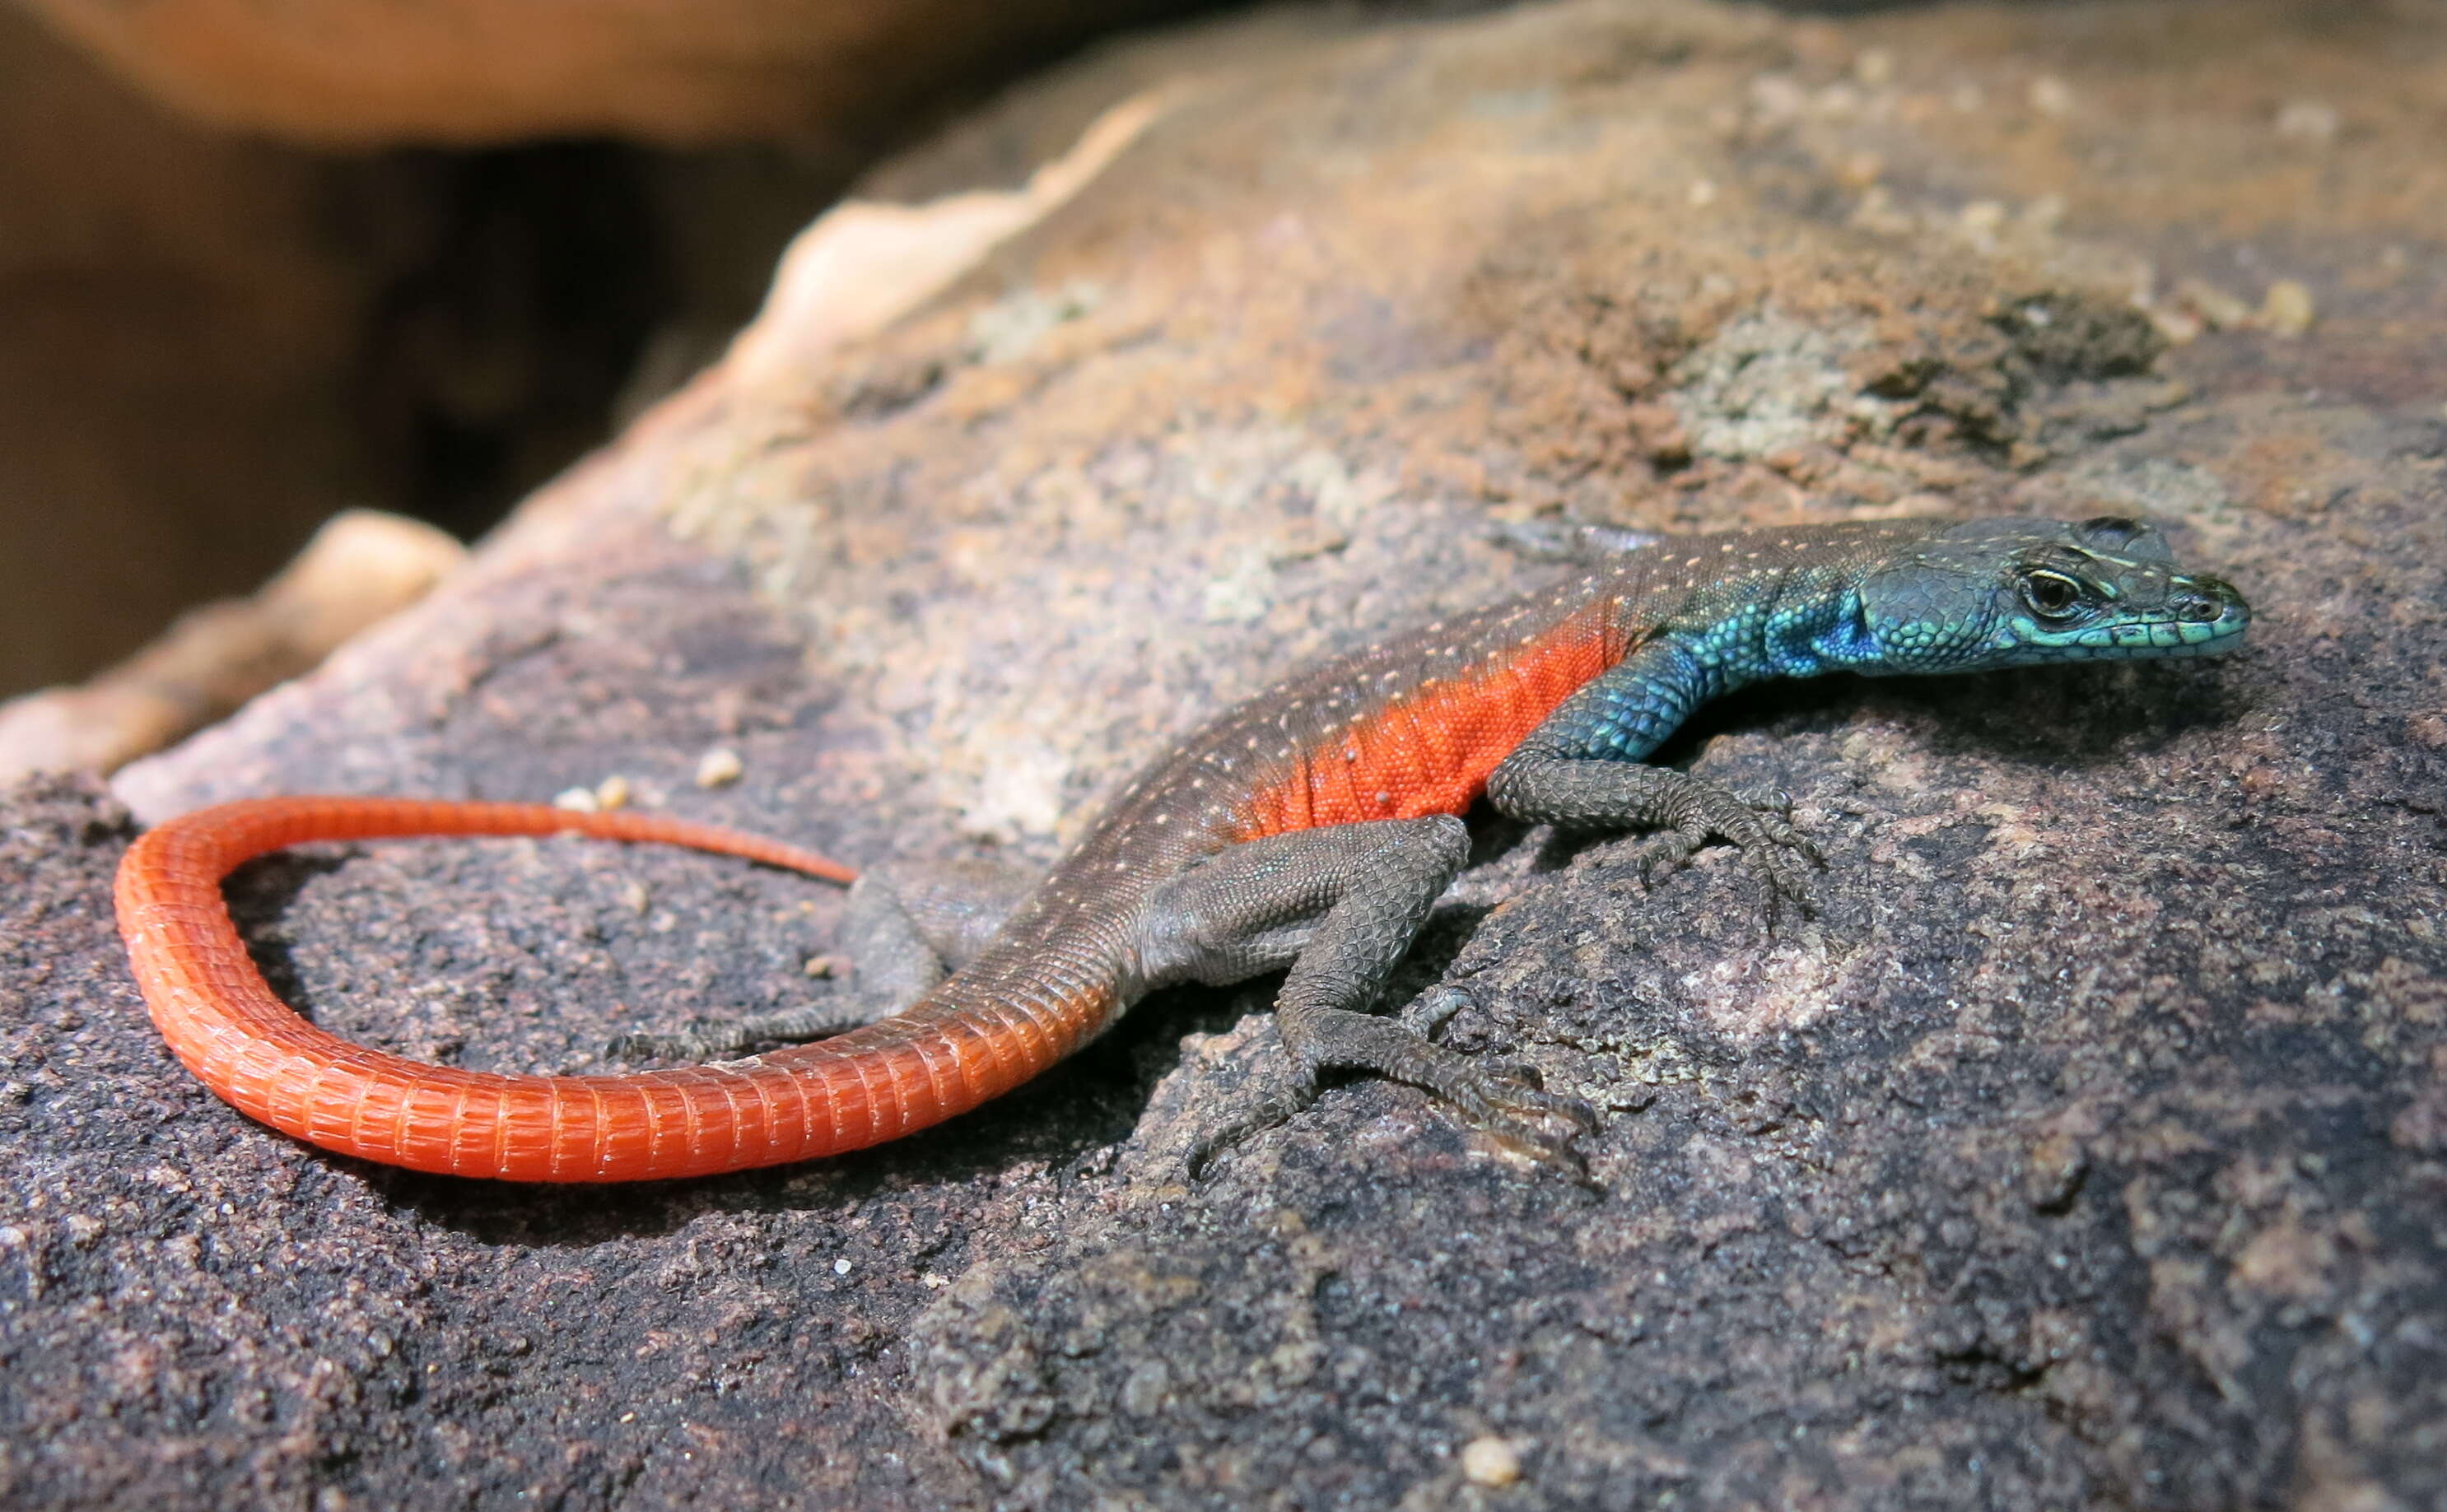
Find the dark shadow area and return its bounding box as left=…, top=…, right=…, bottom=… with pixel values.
left=1647, top=649, right=2263, bottom=774
left=357, top=143, right=681, bottom=542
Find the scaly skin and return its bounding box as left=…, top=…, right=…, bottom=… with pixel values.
left=115, top=516, right=2249, bottom=1182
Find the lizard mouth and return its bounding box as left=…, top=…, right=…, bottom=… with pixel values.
left=2093, top=574, right=2250, bottom=657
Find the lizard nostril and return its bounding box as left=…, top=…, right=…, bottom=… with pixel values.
left=2170, top=590, right=2224, bottom=622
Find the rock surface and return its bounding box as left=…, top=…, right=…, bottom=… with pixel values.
left=7, top=2, right=2445, bottom=1508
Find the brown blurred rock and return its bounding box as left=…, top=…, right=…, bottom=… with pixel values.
left=0, top=510, right=465, bottom=781
left=0, top=4, right=782, bottom=707
left=21, top=0, right=1219, bottom=145
left=8, top=2, right=2447, bottom=1509
left=0, top=9, right=419, bottom=700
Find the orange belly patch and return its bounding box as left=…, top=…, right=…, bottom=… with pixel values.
left=1238, top=611, right=1617, bottom=838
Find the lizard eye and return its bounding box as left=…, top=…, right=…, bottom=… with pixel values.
left=2018, top=570, right=2086, bottom=621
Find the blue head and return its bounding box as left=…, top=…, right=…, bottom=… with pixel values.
left=1853, top=516, right=2249, bottom=673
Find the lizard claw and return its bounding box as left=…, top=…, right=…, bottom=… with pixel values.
left=1274, top=1002, right=1599, bottom=1172
left=1629, top=829, right=1703, bottom=887
left=1382, top=991, right=1598, bottom=1161
left=1629, top=775, right=1824, bottom=927
left=1735, top=785, right=1827, bottom=869
left=1409, top=1042, right=1595, bottom=1159
left=1398, top=984, right=1474, bottom=1040
left=605, top=1030, right=692, bottom=1063
left=1416, top=1052, right=1601, bottom=1167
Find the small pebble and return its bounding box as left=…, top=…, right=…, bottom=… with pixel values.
left=594, top=775, right=631, bottom=811
left=1461, top=1436, right=1522, bottom=1487
left=696, top=747, right=744, bottom=789
left=1749, top=73, right=1806, bottom=123
left=2148, top=307, right=2204, bottom=346
left=552, top=787, right=599, bottom=813
left=804, top=955, right=846, bottom=979
left=2260, top=280, right=2315, bottom=337
left=2273, top=100, right=2340, bottom=145
left=2173, top=277, right=2252, bottom=331
left=1958, top=200, right=2007, bottom=236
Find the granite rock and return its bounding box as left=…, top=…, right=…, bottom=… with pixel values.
left=6, top=2, right=2444, bottom=1507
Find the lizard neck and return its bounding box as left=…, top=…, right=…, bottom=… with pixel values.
left=1666, top=564, right=1882, bottom=693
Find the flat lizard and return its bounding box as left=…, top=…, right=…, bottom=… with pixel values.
left=115, top=516, right=2248, bottom=1181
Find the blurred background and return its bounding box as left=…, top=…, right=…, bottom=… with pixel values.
left=0, top=0, right=1241, bottom=706
left=0, top=0, right=2219, bottom=772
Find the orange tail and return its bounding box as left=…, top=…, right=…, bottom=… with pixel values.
left=114, top=797, right=1093, bottom=1182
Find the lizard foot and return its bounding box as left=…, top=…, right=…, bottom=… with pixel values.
left=1186, top=997, right=1600, bottom=1178
left=1422, top=1054, right=1600, bottom=1167
left=1272, top=1001, right=1597, bottom=1170
left=605, top=998, right=888, bottom=1063
left=1626, top=776, right=1823, bottom=924
left=1183, top=1081, right=1319, bottom=1182
left=605, top=1027, right=733, bottom=1063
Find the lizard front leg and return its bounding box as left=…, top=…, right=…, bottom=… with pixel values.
left=1486, top=638, right=1823, bottom=916
left=1136, top=818, right=1594, bottom=1157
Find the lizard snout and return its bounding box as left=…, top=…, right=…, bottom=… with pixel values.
left=2171, top=576, right=2247, bottom=626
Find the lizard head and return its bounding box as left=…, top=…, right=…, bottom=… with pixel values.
left=1857, top=515, right=2249, bottom=673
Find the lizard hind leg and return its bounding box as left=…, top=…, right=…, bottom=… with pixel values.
left=608, top=857, right=1042, bottom=1062
left=1137, top=817, right=1595, bottom=1164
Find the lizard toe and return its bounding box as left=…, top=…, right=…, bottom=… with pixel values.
left=605, top=1030, right=717, bottom=1063
left=1629, top=829, right=1704, bottom=887
left=1183, top=1082, right=1318, bottom=1181
left=604, top=1031, right=674, bottom=1062
left=1399, top=984, right=1475, bottom=1040
left=1437, top=1057, right=1601, bottom=1145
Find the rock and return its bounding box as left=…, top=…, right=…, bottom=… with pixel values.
left=0, top=10, right=430, bottom=700
left=7, top=2, right=2445, bottom=1508
left=20, top=0, right=1226, bottom=144
left=0, top=511, right=465, bottom=782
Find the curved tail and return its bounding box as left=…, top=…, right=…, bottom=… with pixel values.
left=114, top=797, right=1102, bottom=1182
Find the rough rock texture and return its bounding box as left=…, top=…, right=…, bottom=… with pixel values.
left=7, top=1, right=2446, bottom=1508
left=22, top=0, right=1224, bottom=145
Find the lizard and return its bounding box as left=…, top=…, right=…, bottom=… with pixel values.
left=114, top=514, right=2249, bottom=1183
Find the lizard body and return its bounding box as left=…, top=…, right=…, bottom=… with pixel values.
left=115, top=516, right=2248, bottom=1182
